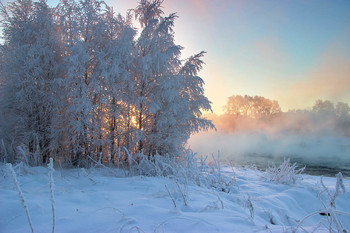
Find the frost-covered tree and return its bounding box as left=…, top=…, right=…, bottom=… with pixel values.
left=59, top=0, right=137, bottom=165
left=61, top=0, right=105, bottom=165
left=55, top=0, right=79, bottom=47
left=134, top=6, right=181, bottom=154
left=0, top=0, right=63, bottom=164
left=0, top=0, right=214, bottom=165
left=133, top=0, right=214, bottom=155
left=92, top=6, right=136, bottom=162
left=178, top=52, right=214, bottom=140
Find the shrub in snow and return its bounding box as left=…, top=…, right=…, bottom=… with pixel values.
left=204, top=154, right=235, bottom=193
left=131, top=151, right=180, bottom=177
left=6, top=163, right=34, bottom=233
left=111, top=148, right=236, bottom=193
left=265, top=158, right=305, bottom=185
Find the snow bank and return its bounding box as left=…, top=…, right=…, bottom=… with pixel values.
left=1, top=164, right=349, bottom=232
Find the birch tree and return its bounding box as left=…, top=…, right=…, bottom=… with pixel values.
left=0, top=0, right=62, bottom=164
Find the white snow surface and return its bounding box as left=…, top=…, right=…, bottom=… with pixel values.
left=1, top=165, right=350, bottom=233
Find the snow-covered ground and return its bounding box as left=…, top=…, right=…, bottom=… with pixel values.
left=1, top=164, right=349, bottom=233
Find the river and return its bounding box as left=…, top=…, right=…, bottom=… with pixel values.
left=189, top=131, right=350, bottom=178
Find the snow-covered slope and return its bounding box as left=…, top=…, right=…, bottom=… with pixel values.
left=1, top=165, right=349, bottom=233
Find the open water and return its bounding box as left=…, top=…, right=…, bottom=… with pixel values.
left=231, top=153, right=350, bottom=178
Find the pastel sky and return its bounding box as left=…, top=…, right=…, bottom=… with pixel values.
left=3, top=0, right=350, bottom=114
left=105, top=0, right=350, bottom=114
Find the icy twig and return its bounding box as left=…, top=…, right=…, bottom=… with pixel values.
left=295, top=173, right=349, bottom=233
left=123, top=147, right=133, bottom=176
left=17, top=145, right=29, bottom=165
left=7, top=163, right=34, bottom=233
left=175, top=181, right=188, bottom=206
left=320, top=173, right=347, bottom=233
left=165, top=185, right=176, bottom=208
left=117, top=147, right=120, bottom=169
left=1, top=139, right=7, bottom=161
left=294, top=209, right=350, bottom=233
left=247, top=194, right=254, bottom=219
left=48, top=158, right=55, bottom=233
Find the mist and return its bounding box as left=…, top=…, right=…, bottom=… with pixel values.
left=188, top=99, right=350, bottom=177
left=189, top=131, right=350, bottom=162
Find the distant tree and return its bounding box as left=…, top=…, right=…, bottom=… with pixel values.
left=224, top=95, right=245, bottom=116
left=312, top=100, right=335, bottom=115
left=334, top=102, right=350, bottom=136
left=253, top=96, right=281, bottom=119
left=335, top=102, right=350, bottom=119
left=224, top=95, right=281, bottom=119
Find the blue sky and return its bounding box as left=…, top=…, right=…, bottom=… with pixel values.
left=156, top=0, right=350, bottom=113
left=2, top=0, right=350, bottom=114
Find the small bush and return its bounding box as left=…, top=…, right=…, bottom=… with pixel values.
left=109, top=149, right=236, bottom=193
left=265, top=158, right=304, bottom=185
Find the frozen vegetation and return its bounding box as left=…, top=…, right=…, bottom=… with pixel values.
left=1, top=1, right=349, bottom=232
left=0, top=0, right=213, bottom=167
left=1, top=155, right=350, bottom=233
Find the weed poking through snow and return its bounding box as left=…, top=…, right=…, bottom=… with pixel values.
left=294, top=172, right=349, bottom=233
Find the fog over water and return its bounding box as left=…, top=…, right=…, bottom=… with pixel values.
left=188, top=131, right=350, bottom=177
left=188, top=98, right=350, bottom=177
left=188, top=102, right=350, bottom=178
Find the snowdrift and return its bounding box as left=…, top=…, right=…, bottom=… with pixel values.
left=1, top=164, right=349, bottom=233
